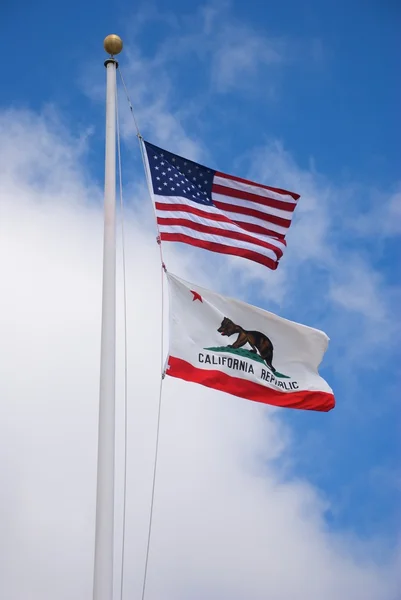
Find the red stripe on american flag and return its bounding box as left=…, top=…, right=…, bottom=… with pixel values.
left=155, top=201, right=230, bottom=222
left=232, top=220, right=286, bottom=240
left=215, top=171, right=300, bottom=201
left=159, top=233, right=279, bottom=270
left=155, top=202, right=286, bottom=240
left=212, top=200, right=292, bottom=229
left=157, top=218, right=284, bottom=258
left=212, top=183, right=297, bottom=212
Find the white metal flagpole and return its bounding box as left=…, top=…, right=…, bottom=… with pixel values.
left=93, top=34, right=123, bottom=600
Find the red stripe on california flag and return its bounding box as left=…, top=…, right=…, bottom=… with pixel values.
left=213, top=200, right=292, bottom=229
left=215, top=171, right=300, bottom=201
left=159, top=233, right=279, bottom=269
left=167, top=357, right=335, bottom=412
left=157, top=218, right=284, bottom=258
left=212, top=183, right=297, bottom=212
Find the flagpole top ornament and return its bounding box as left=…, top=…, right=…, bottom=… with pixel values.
left=103, top=34, right=123, bottom=56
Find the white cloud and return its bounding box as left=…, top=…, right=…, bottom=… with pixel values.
left=229, top=139, right=401, bottom=371
left=0, top=108, right=399, bottom=600
left=329, top=259, right=387, bottom=321
left=352, top=186, right=401, bottom=238
left=79, top=2, right=290, bottom=147
left=387, top=189, right=401, bottom=233
left=208, top=22, right=285, bottom=94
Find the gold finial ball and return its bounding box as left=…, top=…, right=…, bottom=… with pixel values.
left=103, top=34, right=123, bottom=56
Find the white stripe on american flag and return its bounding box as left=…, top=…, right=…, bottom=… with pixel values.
left=154, top=194, right=285, bottom=254
left=160, top=232, right=279, bottom=269
left=156, top=210, right=285, bottom=258
left=213, top=173, right=299, bottom=206
left=156, top=209, right=285, bottom=250
left=156, top=196, right=285, bottom=261
left=212, top=191, right=292, bottom=222
left=158, top=225, right=280, bottom=265
left=155, top=193, right=288, bottom=238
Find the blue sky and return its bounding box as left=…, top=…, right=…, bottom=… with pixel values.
left=1, top=0, right=400, bottom=596
left=4, top=0, right=399, bottom=185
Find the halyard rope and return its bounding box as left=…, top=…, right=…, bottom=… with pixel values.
left=117, top=68, right=167, bottom=600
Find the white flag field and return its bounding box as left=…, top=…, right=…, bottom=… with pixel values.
left=166, top=273, right=335, bottom=412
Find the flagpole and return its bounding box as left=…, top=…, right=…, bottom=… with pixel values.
left=93, top=34, right=123, bottom=600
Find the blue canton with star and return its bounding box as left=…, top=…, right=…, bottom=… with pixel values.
left=144, top=141, right=215, bottom=206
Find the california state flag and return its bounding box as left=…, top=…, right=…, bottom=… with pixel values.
left=166, top=273, right=335, bottom=412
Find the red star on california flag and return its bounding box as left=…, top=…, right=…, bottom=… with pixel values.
left=190, top=290, right=203, bottom=302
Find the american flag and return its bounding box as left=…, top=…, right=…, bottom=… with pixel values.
left=143, top=140, right=300, bottom=270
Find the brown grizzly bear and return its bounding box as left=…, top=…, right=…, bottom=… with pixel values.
left=217, top=317, right=275, bottom=372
